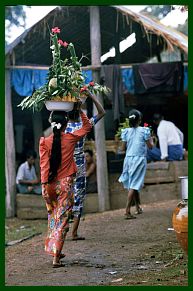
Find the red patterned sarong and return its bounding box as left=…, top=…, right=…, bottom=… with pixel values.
left=42, top=176, right=74, bottom=257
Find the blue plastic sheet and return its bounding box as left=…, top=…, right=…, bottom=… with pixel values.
left=11, top=68, right=48, bottom=96
left=10, top=65, right=187, bottom=97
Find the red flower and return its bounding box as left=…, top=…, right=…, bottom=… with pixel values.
left=80, top=86, right=88, bottom=93
left=52, top=27, right=60, bottom=34
left=58, top=40, right=69, bottom=47
left=89, top=81, right=95, bottom=86
left=144, top=123, right=149, bottom=127
left=58, top=39, right=64, bottom=45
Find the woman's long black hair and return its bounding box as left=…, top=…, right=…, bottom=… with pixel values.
left=48, top=111, right=68, bottom=182
left=128, top=109, right=143, bottom=127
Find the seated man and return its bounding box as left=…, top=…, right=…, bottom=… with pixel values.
left=16, top=150, right=42, bottom=194
left=147, top=113, right=184, bottom=162
left=84, top=149, right=97, bottom=193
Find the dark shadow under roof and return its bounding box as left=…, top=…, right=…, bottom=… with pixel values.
left=6, top=6, right=188, bottom=66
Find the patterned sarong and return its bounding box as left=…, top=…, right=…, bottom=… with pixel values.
left=42, top=176, right=74, bottom=257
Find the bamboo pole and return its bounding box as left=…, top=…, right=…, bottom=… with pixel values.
left=90, top=6, right=110, bottom=212
left=5, top=62, right=188, bottom=71
left=5, top=64, right=133, bottom=70
left=5, top=63, right=16, bottom=217
left=32, top=112, right=43, bottom=177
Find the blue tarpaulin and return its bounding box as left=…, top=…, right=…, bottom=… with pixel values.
left=184, top=65, right=188, bottom=92
left=11, top=69, right=48, bottom=97
left=11, top=68, right=93, bottom=97
left=121, top=68, right=134, bottom=94
left=10, top=65, right=187, bottom=97
left=82, top=70, right=93, bottom=84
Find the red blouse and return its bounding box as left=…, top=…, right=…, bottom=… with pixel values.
left=39, top=112, right=92, bottom=183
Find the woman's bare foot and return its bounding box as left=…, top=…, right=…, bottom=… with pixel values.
left=53, top=256, right=60, bottom=265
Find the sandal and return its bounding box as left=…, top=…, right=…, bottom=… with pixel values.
left=124, top=214, right=136, bottom=220
left=52, top=261, right=65, bottom=268
left=135, top=208, right=143, bottom=215
left=72, top=236, right=85, bottom=241
left=52, top=253, right=66, bottom=259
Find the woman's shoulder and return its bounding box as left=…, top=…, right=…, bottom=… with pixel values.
left=39, top=135, right=53, bottom=147
left=39, top=136, right=46, bottom=144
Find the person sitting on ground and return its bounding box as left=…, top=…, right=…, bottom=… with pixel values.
left=147, top=113, right=184, bottom=162
left=16, top=150, right=42, bottom=194
left=85, top=149, right=97, bottom=193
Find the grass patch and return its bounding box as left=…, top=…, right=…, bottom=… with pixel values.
left=5, top=218, right=47, bottom=243
left=106, top=242, right=188, bottom=286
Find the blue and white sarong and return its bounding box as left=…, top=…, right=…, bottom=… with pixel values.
left=65, top=115, right=98, bottom=218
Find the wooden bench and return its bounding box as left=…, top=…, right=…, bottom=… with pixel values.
left=16, top=161, right=188, bottom=218
left=145, top=160, right=188, bottom=184
left=84, top=140, right=122, bottom=154
left=16, top=194, right=47, bottom=219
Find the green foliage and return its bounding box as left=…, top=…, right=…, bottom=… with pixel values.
left=5, top=6, right=30, bottom=43
left=177, top=21, right=188, bottom=35
left=6, top=6, right=27, bottom=27
left=141, top=5, right=172, bottom=20
left=18, top=85, right=50, bottom=112
left=115, top=118, right=130, bottom=140
left=18, top=29, right=111, bottom=112
left=141, top=5, right=188, bottom=36
left=5, top=218, right=47, bottom=243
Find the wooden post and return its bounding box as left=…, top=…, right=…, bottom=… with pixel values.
left=5, top=66, right=16, bottom=217
left=32, top=112, right=43, bottom=177
left=114, top=12, right=121, bottom=64
left=90, top=6, right=110, bottom=211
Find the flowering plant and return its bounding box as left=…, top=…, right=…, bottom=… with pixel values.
left=144, top=122, right=158, bottom=145
left=18, top=27, right=110, bottom=111
left=144, top=122, right=153, bottom=130
left=115, top=118, right=130, bottom=140
left=144, top=122, right=154, bottom=134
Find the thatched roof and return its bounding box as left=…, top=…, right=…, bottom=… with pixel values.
left=6, top=6, right=188, bottom=66
left=113, top=6, right=188, bottom=54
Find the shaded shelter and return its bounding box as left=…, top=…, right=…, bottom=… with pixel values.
left=6, top=6, right=188, bottom=65
left=5, top=5, right=188, bottom=217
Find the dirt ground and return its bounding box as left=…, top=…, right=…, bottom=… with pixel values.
left=5, top=199, right=188, bottom=286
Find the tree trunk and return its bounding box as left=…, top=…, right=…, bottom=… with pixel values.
left=90, top=6, right=110, bottom=211
left=5, top=67, right=16, bottom=217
